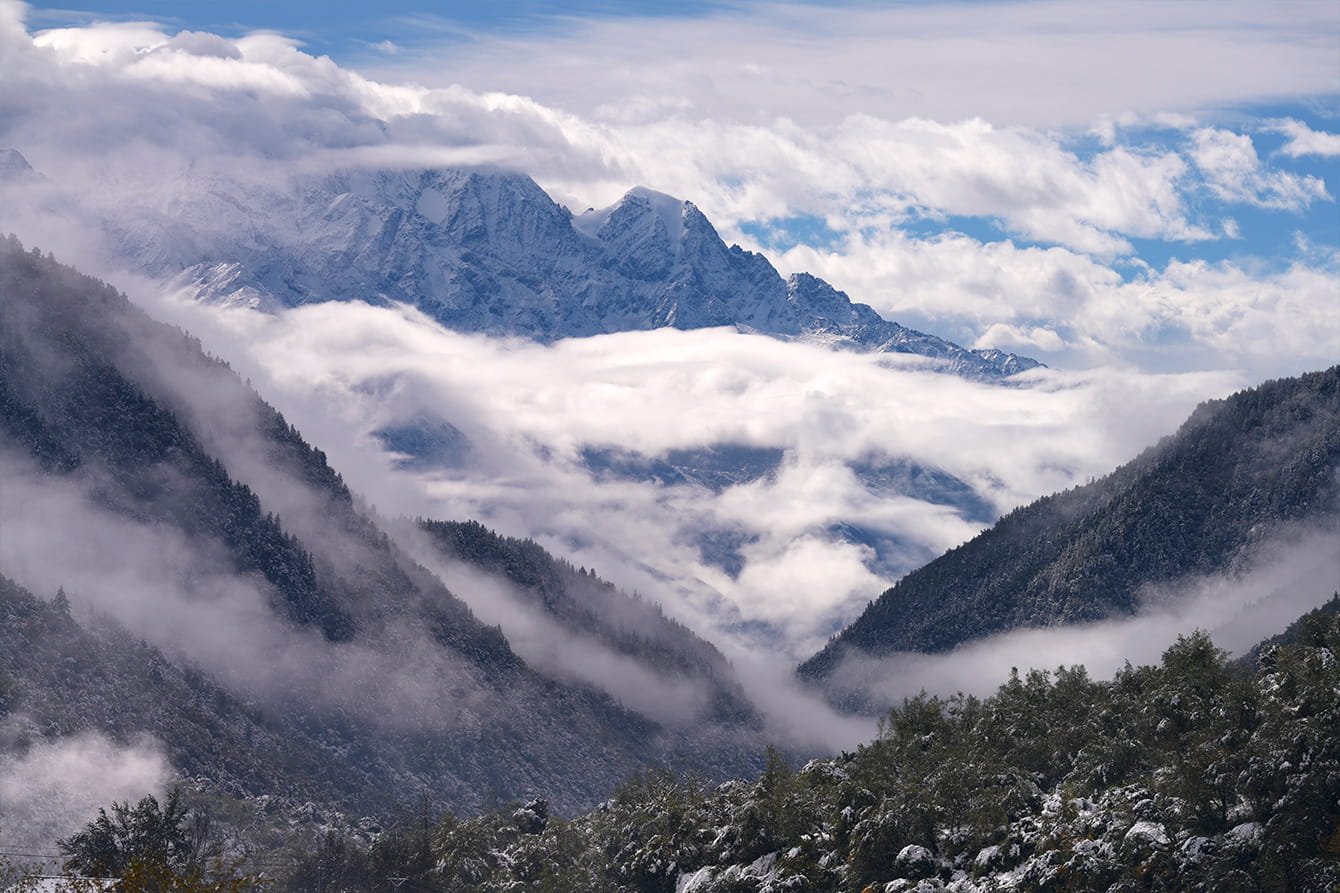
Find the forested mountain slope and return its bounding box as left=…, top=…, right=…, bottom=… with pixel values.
left=800, top=367, right=1340, bottom=681
left=415, top=519, right=757, bottom=725
left=0, top=236, right=763, bottom=815
left=272, top=613, right=1340, bottom=892
left=0, top=575, right=388, bottom=813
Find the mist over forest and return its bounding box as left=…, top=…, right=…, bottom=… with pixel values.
left=1, top=0, right=1338, bottom=890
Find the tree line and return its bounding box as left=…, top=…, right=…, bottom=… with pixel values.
left=14, top=595, right=1337, bottom=892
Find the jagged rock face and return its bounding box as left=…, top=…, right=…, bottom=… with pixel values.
left=91, top=159, right=1037, bottom=378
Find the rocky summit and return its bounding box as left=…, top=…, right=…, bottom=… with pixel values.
left=92, top=161, right=1039, bottom=379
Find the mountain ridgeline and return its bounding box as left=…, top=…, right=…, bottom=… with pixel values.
left=416, top=519, right=756, bottom=726
left=78, top=160, right=1038, bottom=378
left=0, top=236, right=764, bottom=816
left=800, top=366, right=1340, bottom=686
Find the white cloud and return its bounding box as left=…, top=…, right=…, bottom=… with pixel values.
left=137, top=294, right=1247, bottom=659
left=729, top=533, right=885, bottom=626
left=777, top=230, right=1117, bottom=341
left=365, top=0, right=1340, bottom=130
left=773, top=229, right=1340, bottom=378
left=1190, top=127, right=1330, bottom=210
left=819, top=117, right=1205, bottom=255
left=975, top=323, right=1069, bottom=353
left=1134, top=257, right=1340, bottom=366
left=30, top=20, right=167, bottom=63
left=0, top=732, right=173, bottom=853
left=1270, top=118, right=1340, bottom=157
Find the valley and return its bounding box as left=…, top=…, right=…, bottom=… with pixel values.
left=0, top=2, right=1337, bottom=890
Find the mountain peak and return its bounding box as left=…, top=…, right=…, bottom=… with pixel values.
left=0, top=147, right=35, bottom=181
left=576, top=186, right=689, bottom=254
left=786, top=271, right=859, bottom=318
left=112, top=164, right=1039, bottom=377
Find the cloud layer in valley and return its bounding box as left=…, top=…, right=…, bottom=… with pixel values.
left=0, top=449, right=497, bottom=734
left=140, top=295, right=1248, bottom=661
left=0, top=731, right=172, bottom=855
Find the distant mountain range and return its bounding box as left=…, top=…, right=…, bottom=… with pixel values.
left=0, top=236, right=764, bottom=818
left=1, top=148, right=1049, bottom=628
left=800, top=366, right=1340, bottom=694
left=0, top=150, right=1037, bottom=379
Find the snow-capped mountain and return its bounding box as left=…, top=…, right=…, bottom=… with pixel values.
left=95, top=162, right=1037, bottom=378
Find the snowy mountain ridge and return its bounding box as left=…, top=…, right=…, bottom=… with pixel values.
left=81, top=159, right=1039, bottom=378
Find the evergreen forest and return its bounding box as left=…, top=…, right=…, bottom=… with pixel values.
left=9, top=597, right=1337, bottom=892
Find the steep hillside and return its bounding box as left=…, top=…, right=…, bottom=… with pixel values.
left=1238, top=591, right=1340, bottom=670
left=0, top=574, right=388, bottom=813
left=415, top=519, right=757, bottom=725
left=0, top=236, right=764, bottom=815
left=800, top=367, right=1340, bottom=681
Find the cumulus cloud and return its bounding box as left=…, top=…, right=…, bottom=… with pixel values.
left=0, top=732, right=173, bottom=855
left=975, top=323, right=1069, bottom=353
left=1190, top=127, right=1329, bottom=210
left=798, top=117, right=1205, bottom=255
left=776, top=229, right=1340, bottom=378
left=1270, top=118, right=1340, bottom=157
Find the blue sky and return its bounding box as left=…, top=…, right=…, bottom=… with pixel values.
left=25, top=0, right=733, bottom=52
